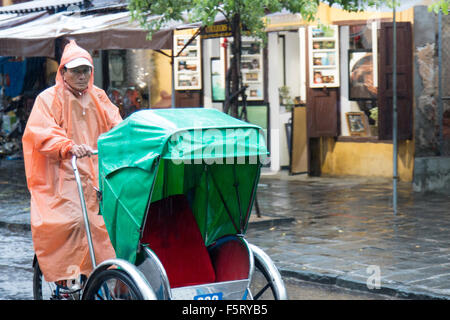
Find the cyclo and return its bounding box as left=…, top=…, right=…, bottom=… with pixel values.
left=33, top=108, right=287, bottom=300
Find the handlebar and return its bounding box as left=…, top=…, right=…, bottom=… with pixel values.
left=71, top=150, right=98, bottom=269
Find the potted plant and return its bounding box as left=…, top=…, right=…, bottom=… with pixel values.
left=369, top=107, right=378, bottom=136
left=278, top=86, right=294, bottom=111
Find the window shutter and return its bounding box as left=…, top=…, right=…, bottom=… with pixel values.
left=378, top=22, right=413, bottom=140
left=306, top=87, right=339, bottom=137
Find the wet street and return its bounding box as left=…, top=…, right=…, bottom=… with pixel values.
left=0, top=227, right=399, bottom=300
left=0, top=159, right=348, bottom=300
left=2, top=159, right=450, bottom=299
left=0, top=158, right=400, bottom=300
left=0, top=227, right=33, bottom=300
left=248, top=172, right=450, bottom=299
left=0, top=160, right=34, bottom=299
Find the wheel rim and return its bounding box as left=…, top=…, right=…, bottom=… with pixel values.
left=249, top=261, right=277, bottom=300
left=83, top=269, right=143, bottom=300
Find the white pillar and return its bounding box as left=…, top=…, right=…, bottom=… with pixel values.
left=340, top=26, right=350, bottom=136
left=267, top=32, right=282, bottom=172
left=203, top=38, right=213, bottom=109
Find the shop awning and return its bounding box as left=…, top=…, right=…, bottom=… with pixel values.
left=0, top=11, right=49, bottom=30
left=0, top=11, right=184, bottom=57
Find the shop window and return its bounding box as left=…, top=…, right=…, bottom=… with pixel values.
left=340, top=22, right=412, bottom=141
left=342, top=23, right=378, bottom=138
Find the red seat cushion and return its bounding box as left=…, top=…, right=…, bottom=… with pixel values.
left=209, top=237, right=250, bottom=282
left=140, top=194, right=215, bottom=288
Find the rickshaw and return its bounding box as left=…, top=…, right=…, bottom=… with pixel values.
left=33, top=108, right=287, bottom=300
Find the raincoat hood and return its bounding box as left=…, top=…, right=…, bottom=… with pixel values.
left=56, top=40, right=95, bottom=91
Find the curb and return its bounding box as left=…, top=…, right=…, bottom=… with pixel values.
left=279, top=269, right=449, bottom=300
left=248, top=216, right=296, bottom=228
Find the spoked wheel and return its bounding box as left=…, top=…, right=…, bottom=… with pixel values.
left=33, top=259, right=56, bottom=300
left=249, top=259, right=279, bottom=300
left=33, top=257, right=81, bottom=300
left=82, top=269, right=144, bottom=300
left=248, top=244, right=288, bottom=300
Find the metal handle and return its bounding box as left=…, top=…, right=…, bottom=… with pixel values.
left=71, top=150, right=98, bottom=269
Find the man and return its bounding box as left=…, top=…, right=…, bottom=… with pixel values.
left=22, top=40, right=122, bottom=288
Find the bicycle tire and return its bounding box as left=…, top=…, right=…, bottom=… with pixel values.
left=82, top=269, right=144, bottom=300
left=33, top=258, right=60, bottom=300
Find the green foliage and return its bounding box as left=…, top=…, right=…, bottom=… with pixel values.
left=428, top=0, right=450, bottom=14
left=128, top=0, right=388, bottom=42
left=369, top=107, right=378, bottom=126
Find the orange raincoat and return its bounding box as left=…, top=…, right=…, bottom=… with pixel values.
left=22, top=41, right=122, bottom=282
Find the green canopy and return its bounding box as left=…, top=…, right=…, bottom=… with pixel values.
left=97, top=108, right=268, bottom=264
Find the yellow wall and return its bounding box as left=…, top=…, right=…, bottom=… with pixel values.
left=316, top=3, right=415, bottom=24
left=151, top=49, right=173, bottom=105
left=320, top=138, right=414, bottom=181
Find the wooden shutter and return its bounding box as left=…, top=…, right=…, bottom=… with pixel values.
left=306, top=87, right=339, bottom=137
left=175, top=91, right=203, bottom=107
left=378, top=22, right=413, bottom=140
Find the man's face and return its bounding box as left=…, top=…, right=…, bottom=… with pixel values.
left=62, top=65, right=92, bottom=91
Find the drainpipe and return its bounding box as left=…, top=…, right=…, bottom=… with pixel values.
left=438, top=10, right=443, bottom=156
left=393, top=5, right=398, bottom=215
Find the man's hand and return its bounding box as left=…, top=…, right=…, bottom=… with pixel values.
left=70, top=144, right=94, bottom=158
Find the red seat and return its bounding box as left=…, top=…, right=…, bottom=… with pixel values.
left=140, top=194, right=216, bottom=288
left=209, top=237, right=250, bottom=282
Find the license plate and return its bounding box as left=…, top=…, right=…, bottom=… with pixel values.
left=194, top=292, right=223, bottom=300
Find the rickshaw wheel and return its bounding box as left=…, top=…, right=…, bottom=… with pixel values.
left=249, top=259, right=279, bottom=300
left=82, top=269, right=144, bottom=300
left=33, top=259, right=55, bottom=300
left=33, top=257, right=81, bottom=300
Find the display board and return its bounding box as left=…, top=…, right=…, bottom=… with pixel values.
left=174, top=28, right=202, bottom=90
left=228, top=36, right=265, bottom=101
left=290, top=106, right=308, bottom=174
left=308, top=25, right=340, bottom=88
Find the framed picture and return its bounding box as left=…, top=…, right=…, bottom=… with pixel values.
left=108, top=51, right=125, bottom=83
left=174, top=28, right=202, bottom=90
left=348, top=49, right=377, bottom=100
left=211, top=58, right=225, bottom=101
left=308, top=25, right=340, bottom=88
left=346, top=111, right=369, bottom=136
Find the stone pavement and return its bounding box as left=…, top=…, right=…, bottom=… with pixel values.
left=248, top=169, right=450, bottom=300
left=2, top=159, right=450, bottom=299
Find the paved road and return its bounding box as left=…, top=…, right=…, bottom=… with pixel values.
left=0, top=225, right=403, bottom=300
left=3, top=159, right=450, bottom=300
left=0, top=228, right=34, bottom=300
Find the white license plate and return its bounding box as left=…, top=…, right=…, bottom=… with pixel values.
left=194, top=292, right=223, bottom=300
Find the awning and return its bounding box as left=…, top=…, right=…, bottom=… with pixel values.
left=0, top=11, right=48, bottom=30
left=0, top=11, right=183, bottom=57
left=0, top=0, right=84, bottom=14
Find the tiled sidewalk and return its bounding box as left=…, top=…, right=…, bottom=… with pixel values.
left=246, top=171, right=450, bottom=299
